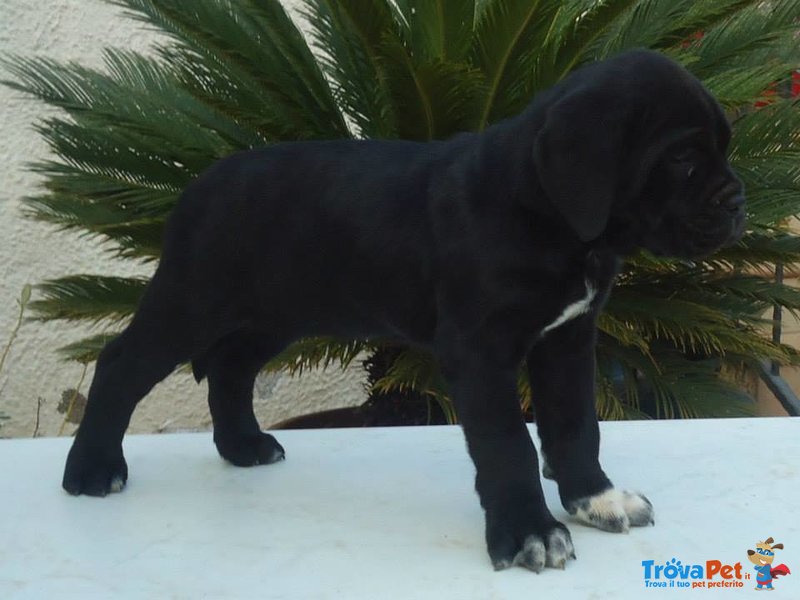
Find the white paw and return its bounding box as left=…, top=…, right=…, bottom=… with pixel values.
left=500, top=527, right=575, bottom=573
left=570, top=488, right=654, bottom=532
left=109, top=475, right=126, bottom=494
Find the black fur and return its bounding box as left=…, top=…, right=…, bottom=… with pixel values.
left=62, top=50, right=744, bottom=571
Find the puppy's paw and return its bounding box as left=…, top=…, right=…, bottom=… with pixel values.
left=568, top=488, right=654, bottom=533
left=215, top=431, right=285, bottom=467
left=63, top=442, right=128, bottom=497
left=489, top=519, right=575, bottom=573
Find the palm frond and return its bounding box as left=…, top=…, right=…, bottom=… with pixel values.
left=393, top=0, right=475, bottom=61
left=29, top=276, right=148, bottom=324
left=594, top=0, right=760, bottom=58
left=303, top=0, right=400, bottom=138
left=642, top=353, right=756, bottom=419
left=58, top=333, right=122, bottom=363
left=2, top=51, right=247, bottom=164
left=534, top=0, right=638, bottom=91
left=380, top=43, right=485, bottom=140
left=472, top=0, right=562, bottom=127
left=730, top=100, right=800, bottom=225
left=266, top=337, right=371, bottom=376
left=597, top=340, right=755, bottom=419
left=111, top=0, right=348, bottom=140
left=606, top=287, right=796, bottom=362
left=685, top=1, right=800, bottom=79
left=369, top=346, right=457, bottom=422
left=711, top=234, right=800, bottom=274
left=704, top=65, right=795, bottom=110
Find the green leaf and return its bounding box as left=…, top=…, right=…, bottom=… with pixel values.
left=380, top=43, right=485, bottom=140
left=29, top=275, right=148, bottom=324
left=534, top=0, right=638, bottom=91
left=20, top=284, right=32, bottom=306
left=266, top=337, right=371, bottom=376
left=393, top=0, right=475, bottom=61
left=111, top=0, right=348, bottom=140
left=472, top=0, right=562, bottom=127
left=58, top=332, right=121, bottom=363
left=303, top=0, right=400, bottom=138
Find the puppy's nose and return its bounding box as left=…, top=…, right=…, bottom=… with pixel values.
left=723, top=194, right=745, bottom=214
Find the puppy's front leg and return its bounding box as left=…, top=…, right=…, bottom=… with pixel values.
left=441, top=351, right=574, bottom=572
left=526, top=316, right=654, bottom=532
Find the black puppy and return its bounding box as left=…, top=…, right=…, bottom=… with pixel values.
left=63, top=49, right=745, bottom=572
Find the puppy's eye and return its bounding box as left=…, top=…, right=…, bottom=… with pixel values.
left=670, top=150, right=697, bottom=179
left=670, top=150, right=694, bottom=163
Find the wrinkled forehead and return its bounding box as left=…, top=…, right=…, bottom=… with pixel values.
left=673, top=75, right=731, bottom=149
left=659, top=76, right=728, bottom=149
left=600, top=51, right=731, bottom=149
left=638, top=77, right=730, bottom=153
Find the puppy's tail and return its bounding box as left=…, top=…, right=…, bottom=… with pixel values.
left=191, top=356, right=207, bottom=382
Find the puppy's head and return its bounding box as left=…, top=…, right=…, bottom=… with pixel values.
left=533, top=49, right=745, bottom=259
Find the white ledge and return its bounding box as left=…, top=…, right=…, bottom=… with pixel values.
left=1, top=418, right=799, bottom=598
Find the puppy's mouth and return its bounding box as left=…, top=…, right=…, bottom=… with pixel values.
left=723, top=216, right=746, bottom=249
left=725, top=206, right=747, bottom=245
left=680, top=186, right=746, bottom=258
left=713, top=184, right=746, bottom=246
left=626, top=181, right=746, bottom=260
left=686, top=223, right=743, bottom=258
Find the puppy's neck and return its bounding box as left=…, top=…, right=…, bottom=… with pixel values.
left=585, top=246, right=623, bottom=283
left=601, top=215, right=648, bottom=257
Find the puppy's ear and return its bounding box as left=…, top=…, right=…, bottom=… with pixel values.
left=533, top=88, right=628, bottom=242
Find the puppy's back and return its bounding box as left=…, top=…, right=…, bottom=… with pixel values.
left=159, top=138, right=445, bottom=341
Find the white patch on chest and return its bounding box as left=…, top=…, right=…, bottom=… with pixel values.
left=541, top=279, right=596, bottom=336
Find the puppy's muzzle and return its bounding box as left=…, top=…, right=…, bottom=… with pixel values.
left=714, top=181, right=746, bottom=247
left=711, top=179, right=746, bottom=247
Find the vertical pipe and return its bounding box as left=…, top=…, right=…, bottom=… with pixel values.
left=772, top=262, right=784, bottom=376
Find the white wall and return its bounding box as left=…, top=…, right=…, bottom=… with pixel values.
left=0, top=0, right=367, bottom=438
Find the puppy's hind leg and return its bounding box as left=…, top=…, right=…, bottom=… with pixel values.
left=62, top=276, right=192, bottom=496
left=202, top=332, right=285, bottom=467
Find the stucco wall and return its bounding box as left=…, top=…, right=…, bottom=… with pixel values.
left=0, top=0, right=367, bottom=438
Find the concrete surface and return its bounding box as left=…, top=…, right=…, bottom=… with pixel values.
left=1, top=418, right=798, bottom=599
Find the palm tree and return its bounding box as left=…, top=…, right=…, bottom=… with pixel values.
left=4, top=0, right=800, bottom=421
